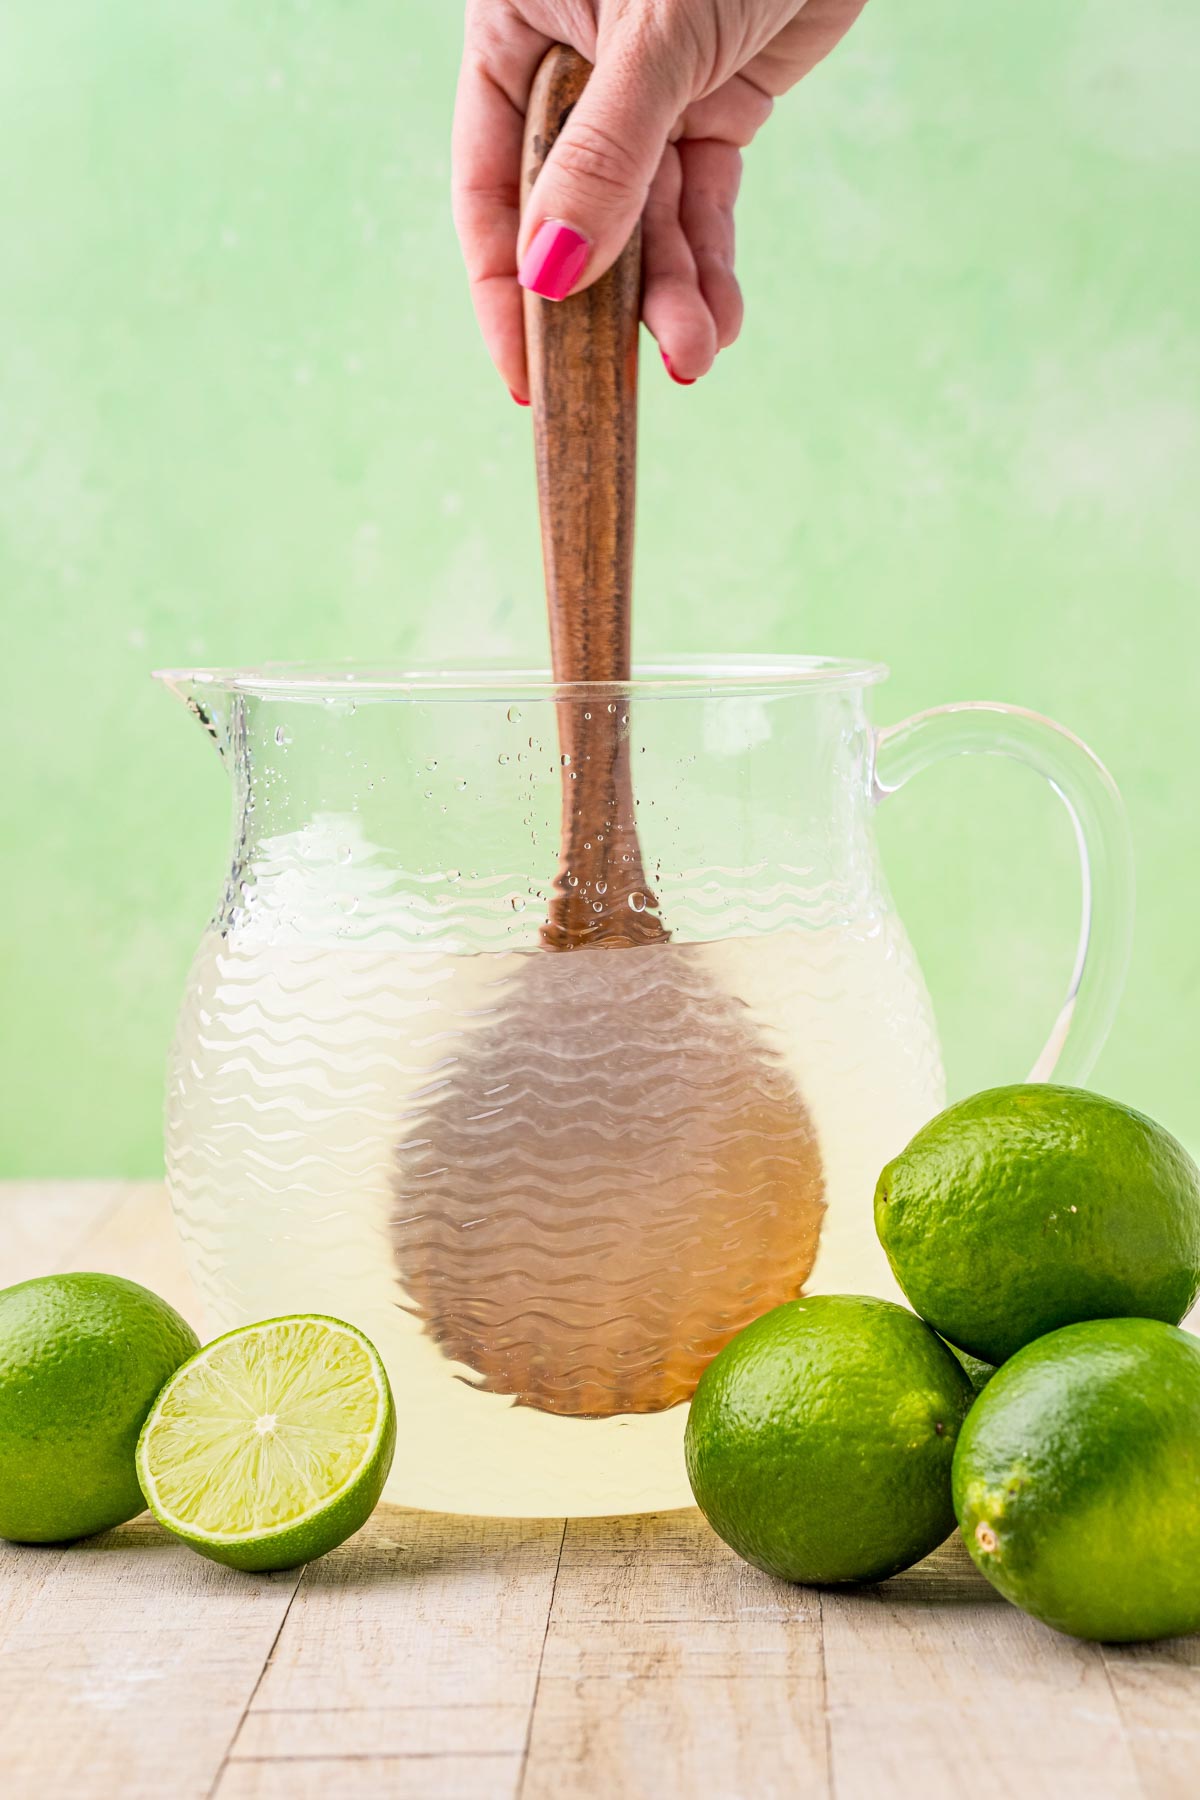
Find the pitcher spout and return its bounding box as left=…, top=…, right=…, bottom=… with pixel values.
left=153, top=669, right=236, bottom=762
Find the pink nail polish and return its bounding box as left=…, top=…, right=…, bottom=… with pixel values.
left=661, top=349, right=697, bottom=387
left=518, top=221, right=590, bottom=301
left=508, top=388, right=530, bottom=407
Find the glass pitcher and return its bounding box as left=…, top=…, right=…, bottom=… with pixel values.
left=156, top=656, right=1132, bottom=1517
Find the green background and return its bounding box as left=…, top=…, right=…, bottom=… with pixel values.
left=2, top=0, right=1198, bottom=1176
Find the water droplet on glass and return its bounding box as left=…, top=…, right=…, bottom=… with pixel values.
left=507, top=706, right=522, bottom=723
left=338, top=845, right=352, bottom=864
left=498, top=753, right=510, bottom=765
left=561, top=753, right=572, bottom=767
left=456, top=779, right=468, bottom=791
left=595, top=880, right=607, bottom=895
left=423, top=790, right=433, bottom=799
left=566, top=874, right=578, bottom=888
left=607, top=702, right=617, bottom=714
left=274, top=725, right=290, bottom=746
left=510, top=895, right=525, bottom=911
left=583, top=710, right=591, bottom=720
left=628, top=891, right=647, bottom=912
left=425, top=758, right=438, bottom=771
left=592, top=902, right=604, bottom=913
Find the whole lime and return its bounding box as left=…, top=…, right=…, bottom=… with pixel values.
left=0, top=1272, right=200, bottom=1543
left=684, top=1294, right=974, bottom=1584
left=947, top=1345, right=996, bottom=1394
left=953, top=1317, right=1200, bottom=1642
left=875, top=1085, right=1200, bottom=1364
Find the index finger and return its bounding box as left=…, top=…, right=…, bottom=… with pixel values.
left=451, top=12, right=551, bottom=401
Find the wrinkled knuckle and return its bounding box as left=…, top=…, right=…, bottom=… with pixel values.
left=464, top=1, right=513, bottom=73
left=554, top=119, right=645, bottom=203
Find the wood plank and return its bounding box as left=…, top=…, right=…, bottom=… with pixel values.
left=0, top=1181, right=126, bottom=1287
left=0, top=1517, right=302, bottom=1800
left=1103, top=1637, right=1200, bottom=1799
left=222, top=1507, right=564, bottom=1793
left=217, top=1754, right=522, bottom=1800
left=0, top=1179, right=202, bottom=1333
left=233, top=1705, right=527, bottom=1759
left=65, top=1180, right=204, bottom=1333
left=522, top=1511, right=829, bottom=1800
left=821, top=1535, right=1143, bottom=1800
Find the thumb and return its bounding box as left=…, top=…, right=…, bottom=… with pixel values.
left=518, top=37, right=690, bottom=302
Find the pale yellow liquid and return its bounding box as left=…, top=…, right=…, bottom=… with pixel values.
left=166, top=917, right=944, bottom=1516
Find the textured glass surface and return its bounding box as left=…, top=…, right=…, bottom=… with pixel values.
left=163, top=662, right=946, bottom=1515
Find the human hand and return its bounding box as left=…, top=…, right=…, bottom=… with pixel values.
left=452, top=0, right=868, bottom=399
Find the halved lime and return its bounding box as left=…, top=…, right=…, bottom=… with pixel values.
left=136, top=1315, right=395, bottom=1571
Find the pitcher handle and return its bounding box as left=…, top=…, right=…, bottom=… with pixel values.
left=873, top=703, right=1135, bottom=1085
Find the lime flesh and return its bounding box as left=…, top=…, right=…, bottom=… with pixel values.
left=136, top=1315, right=395, bottom=1571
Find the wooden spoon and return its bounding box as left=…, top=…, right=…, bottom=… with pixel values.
left=391, top=47, right=826, bottom=1419
left=521, top=46, right=665, bottom=951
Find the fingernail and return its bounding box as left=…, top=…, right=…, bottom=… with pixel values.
left=518, top=220, right=590, bottom=302
left=508, top=388, right=530, bottom=407
left=661, top=349, right=697, bottom=387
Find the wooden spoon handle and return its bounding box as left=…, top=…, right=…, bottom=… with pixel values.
left=520, top=45, right=640, bottom=683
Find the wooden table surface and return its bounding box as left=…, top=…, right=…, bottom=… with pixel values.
left=1, top=1181, right=1197, bottom=1800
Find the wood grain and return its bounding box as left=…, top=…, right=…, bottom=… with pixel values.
left=1101, top=1638, right=1200, bottom=1799
left=521, top=46, right=639, bottom=690
left=0, top=1518, right=302, bottom=1800
left=523, top=1512, right=828, bottom=1800
left=822, top=1536, right=1144, bottom=1800
left=4, top=1184, right=1200, bottom=1799
left=521, top=44, right=666, bottom=950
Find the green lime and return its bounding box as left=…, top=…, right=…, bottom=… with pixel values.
left=953, top=1317, right=1200, bottom=1642
left=684, top=1294, right=974, bottom=1584
left=947, top=1345, right=997, bottom=1393
left=0, top=1272, right=200, bottom=1543
left=875, top=1085, right=1200, bottom=1364
left=136, top=1315, right=395, bottom=1571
